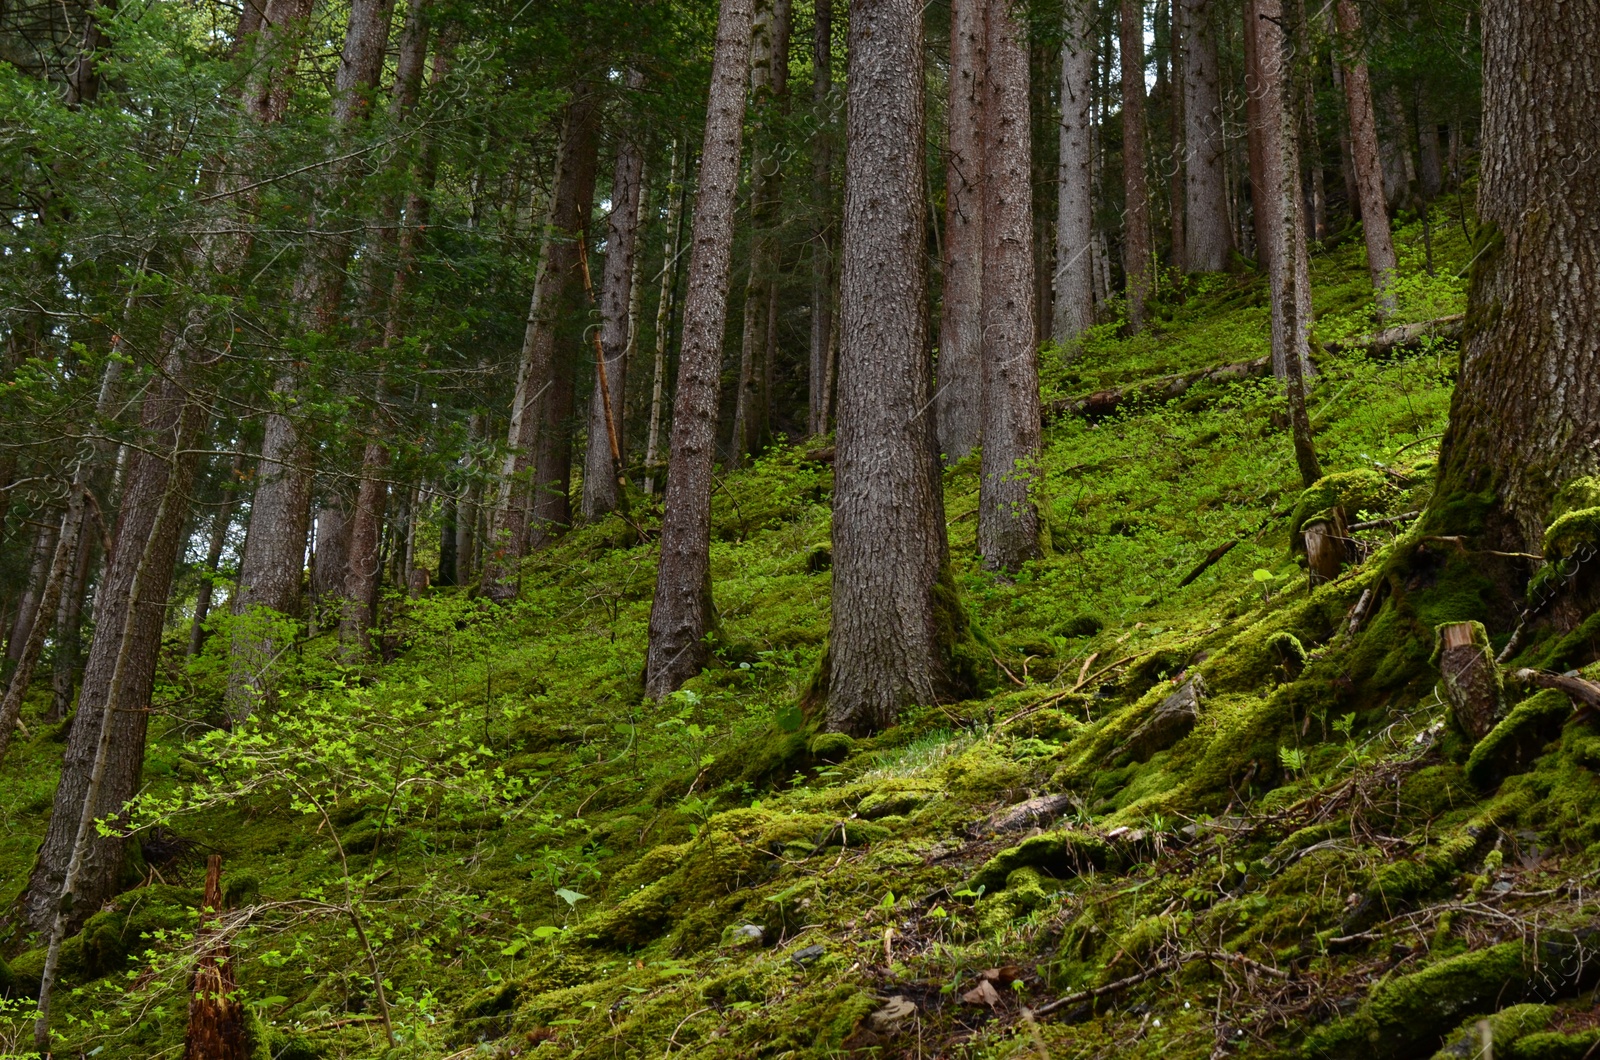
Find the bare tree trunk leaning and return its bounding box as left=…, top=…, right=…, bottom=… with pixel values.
left=644, top=0, right=755, bottom=698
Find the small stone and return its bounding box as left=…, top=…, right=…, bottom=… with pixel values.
left=789, top=944, right=825, bottom=967
left=734, top=924, right=765, bottom=941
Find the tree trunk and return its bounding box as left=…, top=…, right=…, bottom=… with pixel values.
left=455, top=410, right=483, bottom=581
left=340, top=441, right=389, bottom=654
left=6, top=520, right=57, bottom=669
left=24, top=358, right=205, bottom=939
left=1258, top=0, right=1322, bottom=486
left=1334, top=0, right=1397, bottom=317
left=228, top=0, right=398, bottom=719
left=484, top=85, right=601, bottom=601
left=1427, top=0, right=1600, bottom=557
left=936, top=0, right=985, bottom=463
left=582, top=74, right=647, bottom=519
left=826, top=0, right=957, bottom=736
left=807, top=0, right=835, bottom=439
left=978, top=0, right=1044, bottom=573
left=49, top=512, right=95, bottom=723
left=1121, top=0, right=1153, bottom=333
left=645, top=144, right=687, bottom=494
left=1165, top=0, right=1188, bottom=274
left=644, top=0, right=755, bottom=698
left=189, top=464, right=242, bottom=659
left=184, top=856, right=248, bottom=1060
left=1180, top=0, right=1233, bottom=271
left=0, top=493, right=83, bottom=763
left=730, top=0, right=792, bottom=466
left=1054, top=0, right=1096, bottom=341
left=1242, top=0, right=1271, bottom=270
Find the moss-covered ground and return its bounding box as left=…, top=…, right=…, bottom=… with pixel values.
left=5, top=203, right=1600, bottom=1060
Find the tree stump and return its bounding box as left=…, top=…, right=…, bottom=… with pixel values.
left=185, top=855, right=247, bottom=1060
left=1304, top=518, right=1344, bottom=586
left=1437, top=622, right=1502, bottom=742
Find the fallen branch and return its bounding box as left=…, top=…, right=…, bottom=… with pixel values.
left=1034, top=950, right=1288, bottom=1018
left=1045, top=357, right=1273, bottom=423
left=1348, top=511, right=1420, bottom=533
left=1512, top=669, right=1600, bottom=713
left=1323, top=314, right=1465, bottom=358
left=1178, top=540, right=1239, bottom=588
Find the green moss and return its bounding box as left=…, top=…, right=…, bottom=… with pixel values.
left=1543, top=508, right=1600, bottom=562
left=1290, top=471, right=1401, bottom=547
left=807, top=732, right=853, bottom=761
left=1511, top=1028, right=1600, bottom=1060
left=1550, top=478, right=1600, bottom=523
left=976, top=866, right=1054, bottom=929
left=1465, top=691, right=1572, bottom=789
left=968, top=830, right=1120, bottom=893
left=1434, top=1004, right=1555, bottom=1058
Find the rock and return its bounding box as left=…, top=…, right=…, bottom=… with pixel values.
left=866, top=995, right=917, bottom=1033
left=789, top=944, right=825, bottom=967
left=1115, top=677, right=1204, bottom=762
left=730, top=923, right=765, bottom=945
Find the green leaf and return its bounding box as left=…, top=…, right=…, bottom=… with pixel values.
left=555, top=888, right=589, bottom=907
left=1252, top=568, right=1276, bottom=582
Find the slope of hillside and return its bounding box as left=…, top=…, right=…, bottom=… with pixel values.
left=6, top=204, right=1600, bottom=1060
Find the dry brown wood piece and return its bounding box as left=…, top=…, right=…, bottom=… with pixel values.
left=1512, top=669, right=1600, bottom=712
left=185, top=855, right=247, bottom=1060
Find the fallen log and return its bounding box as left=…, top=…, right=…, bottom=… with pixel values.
left=1324, top=314, right=1465, bottom=358
left=1045, top=356, right=1273, bottom=422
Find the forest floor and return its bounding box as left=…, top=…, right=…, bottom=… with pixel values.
left=6, top=200, right=1600, bottom=1060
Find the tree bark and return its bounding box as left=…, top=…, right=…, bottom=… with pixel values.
left=484, top=85, right=601, bottom=601
left=1180, top=0, right=1233, bottom=271
left=0, top=494, right=82, bottom=762
left=189, top=461, right=243, bottom=658
left=1120, top=0, right=1154, bottom=333
left=644, top=0, right=755, bottom=698
left=340, top=440, right=389, bottom=654
left=807, top=0, right=835, bottom=439
left=730, top=0, right=792, bottom=466
left=582, top=74, right=647, bottom=519
left=1054, top=0, right=1096, bottom=341
left=826, top=0, right=956, bottom=736
left=1427, top=0, right=1600, bottom=556
left=1242, top=0, right=1271, bottom=271
left=1166, top=0, right=1187, bottom=275
left=308, top=492, right=348, bottom=631
left=6, top=520, right=57, bottom=669
left=184, top=856, right=247, bottom=1060
left=978, top=0, right=1044, bottom=573
left=49, top=510, right=95, bottom=723
left=1334, top=0, right=1398, bottom=317
left=645, top=144, right=687, bottom=494
left=936, top=0, right=985, bottom=463
left=1258, top=0, right=1322, bottom=486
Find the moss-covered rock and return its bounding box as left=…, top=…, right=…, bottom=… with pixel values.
left=967, top=829, right=1120, bottom=893
left=1433, top=1003, right=1554, bottom=1058
left=1290, top=471, right=1401, bottom=549
left=1466, top=690, right=1571, bottom=789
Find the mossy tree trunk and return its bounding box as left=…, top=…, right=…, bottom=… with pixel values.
left=826, top=0, right=955, bottom=736
left=1428, top=0, right=1600, bottom=558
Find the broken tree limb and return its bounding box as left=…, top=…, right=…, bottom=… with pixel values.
left=1033, top=950, right=1288, bottom=1018
left=1511, top=669, right=1600, bottom=713
left=1178, top=514, right=1276, bottom=588
left=1348, top=510, right=1420, bottom=532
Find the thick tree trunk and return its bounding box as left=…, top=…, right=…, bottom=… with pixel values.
left=936, top=0, right=985, bottom=463
left=25, top=359, right=204, bottom=938
left=308, top=493, right=348, bottom=630
left=1428, top=0, right=1600, bottom=557
left=645, top=145, right=686, bottom=494
left=1242, top=0, right=1271, bottom=270
left=730, top=0, right=792, bottom=466
left=1166, top=2, right=1188, bottom=275
left=807, top=0, right=835, bottom=439
left=484, top=86, right=601, bottom=601
left=1121, top=0, right=1153, bottom=333
left=644, top=0, right=755, bottom=697
left=978, top=0, right=1044, bottom=573
left=1179, top=0, right=1232, bottom=270
left=1334, top=0, right=1397, bottom=317
left=582, top=77, right=647, bottom=519
left=826, top=0, right=955, bottom=736
left=1054, top=0, right=1096, bottom=342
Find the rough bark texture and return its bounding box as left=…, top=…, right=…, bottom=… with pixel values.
left=730, top=0, right=791, bottom=465
left=184, top=856, right=247, bottom=1060
left=1054, top=0, right=1096, bottom=341
left=1438, top=623, right=1501, bottom=742
left=1334, top=0, right=1398, bottom=317
left=936, top=0, right=985, bottom=463
left=1255, top=0, right=1314, bottom=384
left=484, top=86, right=600, bottom=601
left=0, top=495, right=81, bottom=763
left=827, top=0, right=953, bottom=736
left=643, top=0, right=754, bottom=698
left=978, top=0, right=1044, bottom=573
left=582, top=80, right=646, bottom=519
left=807, top=0, right=835, bottom=439
left=644, top=145, right=686, bottom=492
left=1242, top=0, right=1270, bottom=271
left=1120, top=0, right=1153, bottom=333
left=25, top=361, right=204, bottom=935
left=7, top=522, right=56, bottom=667
left=340, top=441, right=389, bottom=653
left=1166, top=2, right=1187, bottom=275
left=49, top=512, right=95, bottom=722
left=1180, top=0, right=1233, bottom=271
left=1428, top=0, right=1600, bottom=555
